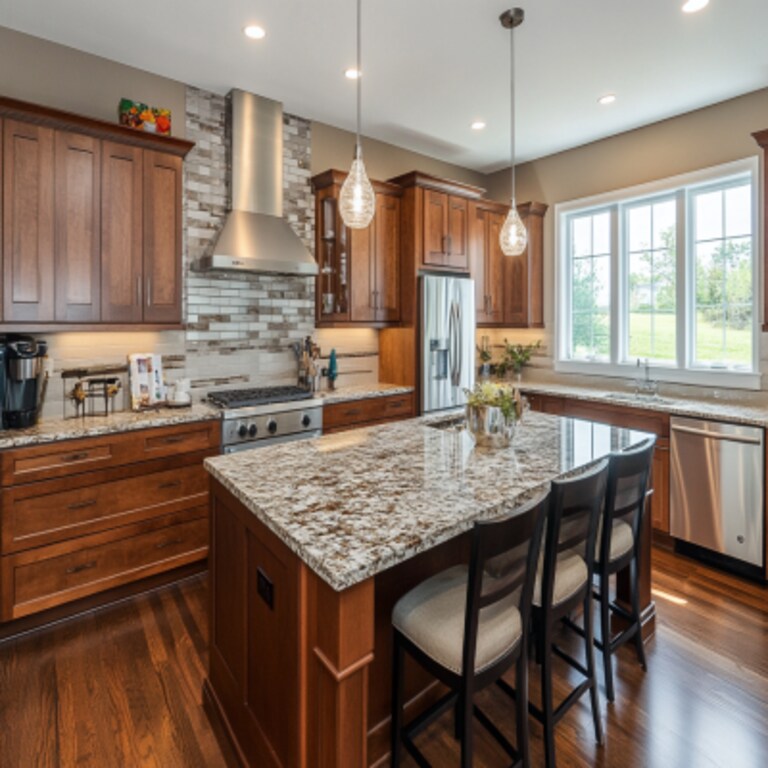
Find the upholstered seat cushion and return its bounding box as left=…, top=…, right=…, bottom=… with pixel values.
left=533, top=553, right=588, bottom=607
left=392, top=565, right=522, bottom=675
left=596, top=519, right=634, bottom=564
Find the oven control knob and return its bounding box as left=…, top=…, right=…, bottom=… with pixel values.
left=268, top=419, right=278, bottom=435
left=238, top=424, right=248, bottom=438
left=302, top=414, right=312, bottom=427
left=248, top=424, right=258, bottom=437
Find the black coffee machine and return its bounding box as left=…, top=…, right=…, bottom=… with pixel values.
left=1, top=337, right=48, bottom=429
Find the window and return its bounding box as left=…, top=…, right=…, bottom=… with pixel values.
left=556, top=159, right=759, bottom=388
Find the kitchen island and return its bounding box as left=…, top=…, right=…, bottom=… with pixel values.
left=203, top=412, right=654, bottom=768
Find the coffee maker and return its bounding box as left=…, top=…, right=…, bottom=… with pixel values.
left=1, top=337, right=48, bottom=429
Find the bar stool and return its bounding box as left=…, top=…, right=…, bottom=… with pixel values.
left=390, top=493, right=548, bottom=768
left=593, top=438, right=656, bottom=702
left=499, top=459, right=609, bottom=768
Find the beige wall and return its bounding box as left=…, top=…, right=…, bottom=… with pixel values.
left=0, top=27, right=187, bottom=137
left=484, top=87, right=768, bottom=339
left=310, top=121, right=486, bottom=187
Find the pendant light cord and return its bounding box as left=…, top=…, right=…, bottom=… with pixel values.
left=356, top=0, right=362, bottom=159
left=509, top=21, right=516, bottom=204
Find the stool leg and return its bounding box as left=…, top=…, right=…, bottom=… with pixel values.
left=460, top=689, right=473, bottom=768
left=583, top=594, right=604, bottom=745
left=599, top=571, right=615, bottom=702
left=391, top=634, right=405, bottom=767
left=631, top=558, right=647, bottom=671
left=540, top=619, right=557, bottom=768
left=515, top=650, right=531, bottom=768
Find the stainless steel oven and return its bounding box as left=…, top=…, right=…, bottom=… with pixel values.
left=208, top=386, right=323, bottom=453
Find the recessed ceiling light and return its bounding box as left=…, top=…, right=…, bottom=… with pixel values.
left=682, top=0, right=709, bottom=13
left=471, top=121, right=487, bottom=131
left=243, top=25, right=266, bottom=40
left=345, top=68, right=361, bottom=80
left=598, top=93, right=617, bottom=105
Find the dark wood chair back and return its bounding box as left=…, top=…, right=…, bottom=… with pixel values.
left=540, top=459, right=610, bottom=611
left=462, top=493, right=549, bottom=682
left=598, top=438, right=656, bottom=565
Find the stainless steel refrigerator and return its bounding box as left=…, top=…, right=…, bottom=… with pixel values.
left=421, top=274, right=476, bottom=413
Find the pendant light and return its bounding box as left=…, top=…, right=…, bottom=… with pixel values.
left=499, top=8, right=527, bottom=256
left=339, top=0, right=375, bottom=229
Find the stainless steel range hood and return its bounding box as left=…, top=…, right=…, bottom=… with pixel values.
left=197, top=90, right=317, bottom=276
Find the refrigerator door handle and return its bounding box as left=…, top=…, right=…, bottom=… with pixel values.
left=455, top=301, right=463, bottom=387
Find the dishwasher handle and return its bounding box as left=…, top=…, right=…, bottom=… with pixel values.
left=671, top=423, right=763, bottom=446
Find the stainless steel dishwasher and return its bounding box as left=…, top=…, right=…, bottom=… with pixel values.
left=670, top=416, right=764, bottom=572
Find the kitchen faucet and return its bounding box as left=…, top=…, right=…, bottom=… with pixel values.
left=634, top=358, right=659, bottom=397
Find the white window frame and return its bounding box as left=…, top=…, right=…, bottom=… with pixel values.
left=554, top=157, right=761, bottom=390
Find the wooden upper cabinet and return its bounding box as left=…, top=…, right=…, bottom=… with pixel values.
left=312, top=170, right=401, bottom=326
left=374, top=192, right=401, bottom=322
left=446, top=196, right=469, bottom=270
left=101, top=141, right=143, bottom=323
left=0, top=96, right=192, bottom=328
left=503, top=202, right=548, bottom=328
left=470, top=202, right=506, bottom=325
left=2, top=119, right=55, bottom=322
left=424, top=190, right=448, bottom=266
left=54, top=131, right=101, bottom=323
left=143, top=150, right=183, bottom=324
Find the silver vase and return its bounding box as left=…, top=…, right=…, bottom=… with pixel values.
left=465, top=404, right=517, bottom=448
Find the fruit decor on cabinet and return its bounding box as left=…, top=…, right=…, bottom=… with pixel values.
left=0, top=96, right=192, bottom=330
left=311, top=170, right=402, bottom=327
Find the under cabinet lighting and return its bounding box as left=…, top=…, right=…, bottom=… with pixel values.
left=471, top=120, right=487, bottom=131
left=244, top=25, right=266, bottom=40
left=598, top=93, right=616, bottom=105
left=682, top=0, right=709, bottom=13
left=345, top=68, right=361, bottom=80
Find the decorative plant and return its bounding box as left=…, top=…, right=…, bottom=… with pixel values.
left=476, top=345, right=493, bottom=364
left=500, top=339, right=542, bottom=375
left=464, top=381, right=521, bottom=422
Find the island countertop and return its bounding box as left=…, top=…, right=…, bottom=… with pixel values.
left=205, top=411, right=651, bottom=591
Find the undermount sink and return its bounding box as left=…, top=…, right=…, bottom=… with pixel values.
left=603, top=392, right=672, bottom=405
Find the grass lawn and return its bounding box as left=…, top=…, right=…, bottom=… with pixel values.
left=628, top=312, right=751, bottom=365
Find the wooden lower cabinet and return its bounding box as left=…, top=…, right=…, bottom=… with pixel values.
left=323, top=392, right=415, bottom=434
left=0, top=420, right=220, bottom=624
left=525, top=391, right=671, bottom=533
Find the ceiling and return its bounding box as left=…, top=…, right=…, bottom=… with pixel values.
left=2, top=0, right=767, bottom=172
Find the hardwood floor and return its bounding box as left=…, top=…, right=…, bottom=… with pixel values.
left=0, top=547, right=766, bottom=767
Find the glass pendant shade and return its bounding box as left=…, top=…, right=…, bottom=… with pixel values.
left=339, top=155, right=375, bottom=229
left=499, top=203, right=527, bottom=256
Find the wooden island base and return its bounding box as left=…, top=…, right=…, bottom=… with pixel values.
left=204, top=478, right=655, bottom=768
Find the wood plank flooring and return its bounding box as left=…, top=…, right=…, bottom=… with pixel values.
left=0, top=547, right=766, bottom=767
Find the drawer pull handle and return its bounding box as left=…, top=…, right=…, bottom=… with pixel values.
left=161, top=435, right=186, bottom=444
left=67, top=500, right=97, bottom=511
left=66, top=560, right=97, bottom=575
left=158, top=481, right=182, bottom=490
left=155, top=537, right=183, bottom=550
left=64, top=452, right=90, bottom=462
left=344, top=408, right=363, bottom=417
left=386, top=400, right=406, bottom=409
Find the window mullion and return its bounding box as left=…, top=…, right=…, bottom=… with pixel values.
left=610, top=204, right=621, bottom=365
left=676, top=190, right=688, bottom=370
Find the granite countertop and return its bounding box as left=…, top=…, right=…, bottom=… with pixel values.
left=519, top=381, right=768, bottom=428
left=205, top=411, right=651, bottom=592
left=320, top=383, right=414, bottom=405
left=0, top=403, right=220, bottom=449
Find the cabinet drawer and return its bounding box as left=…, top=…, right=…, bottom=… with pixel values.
left=2, top=463, right=208, bottom=553
left=324, top=393, right=414, bottom=432
left=0, top=420, right=220, bottom=485
left=1, top=508, right=208, bottom=620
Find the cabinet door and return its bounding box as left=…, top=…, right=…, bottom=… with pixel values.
left=374, top=193, right=400, bottom=322
left=486, top=212, right=505, bottom=322
left=315, top=189, right=351, bottom=322
left=503, top=237, right=529, bottom=326
left=143, top=150, right=182, bottom=324
left=54, top=131, right=101, bottom=322
left=349, top=221, right=376, bottom=323
left=651, top=439, right=670, bottom=534
left=2, top=119, right=55, bottom=322
left=446, top=196, right=469, bottom=270
left=423, top=190, right=447, bottom=266
left=470, top=206, right=491, bottom=323
left=101, top=142, right=143, bottom=323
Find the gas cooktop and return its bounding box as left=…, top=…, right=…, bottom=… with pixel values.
left=208, top=385, right=313, bottom=410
